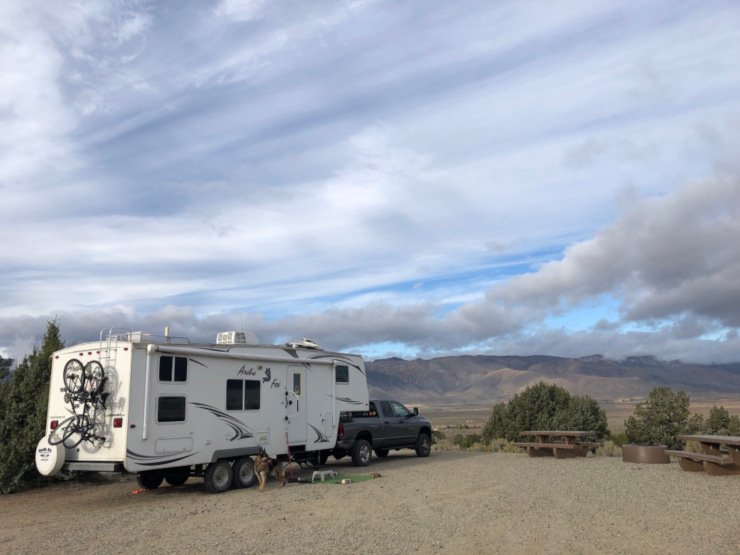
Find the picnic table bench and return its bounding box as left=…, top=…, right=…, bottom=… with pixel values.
left=665, top=434, right=740, bottom=476
left=514, top=431, right=602, bottom=459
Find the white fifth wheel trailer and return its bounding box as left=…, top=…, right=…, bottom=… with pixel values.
left=35, top=330, right=369, bottom=492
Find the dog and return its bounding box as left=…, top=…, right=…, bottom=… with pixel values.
left=254, top=453, right=287, bottom=491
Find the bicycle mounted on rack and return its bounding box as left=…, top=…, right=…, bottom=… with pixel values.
left=48, top=359, right=109, bottom=448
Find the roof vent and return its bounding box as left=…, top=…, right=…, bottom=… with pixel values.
left=217, top=331, right=258, bottom=345
left=286, top=338, right=321, bottom=350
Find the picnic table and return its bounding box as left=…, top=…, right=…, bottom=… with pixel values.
left=514, top=431, right=602, bottom=459
left=665, top=435, right=740, bottom=476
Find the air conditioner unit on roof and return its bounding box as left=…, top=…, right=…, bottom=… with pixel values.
left=216, top=331, right=257, bottom=345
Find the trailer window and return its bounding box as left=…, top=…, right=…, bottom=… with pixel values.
left=335, top=365, right=349, bottom=384
left=226, top=380, right=242, bottom=410
left=227, top=379, right=261, bottom=411
left=159, top=356, right=187, bottom=382
left=245, top=380, right=260, bottom=410
left=158, top=396, right=186, bottom=422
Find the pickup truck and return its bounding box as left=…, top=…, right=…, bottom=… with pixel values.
left=331, top=399, right=433, bottom=466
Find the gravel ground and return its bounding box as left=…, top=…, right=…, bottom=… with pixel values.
left=2, top=450, right=739, bottom=554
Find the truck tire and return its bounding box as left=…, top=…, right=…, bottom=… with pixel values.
left=164, top=466, right=190, bottom=486
left=374, top=448, right=389, bottom=458
left=204, top=460, right=233, bottom=493
left=351, top=439, right=372, bottom=466
left=136, top=471, right=163, bottom=490
left=415, top=433, right=431, bottom=457
left=232, top=456, right=257, bottom=488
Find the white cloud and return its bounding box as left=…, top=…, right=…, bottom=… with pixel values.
left=1, top=1, right=740, bottom=363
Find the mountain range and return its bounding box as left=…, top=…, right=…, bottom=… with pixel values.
left=365, top=355, right=740, bottom=403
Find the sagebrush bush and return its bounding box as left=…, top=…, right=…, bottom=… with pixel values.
left=596, top=440, right=622, bottom=457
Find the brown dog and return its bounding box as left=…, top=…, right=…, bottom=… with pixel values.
left=254, top=453, right=287, bottom=491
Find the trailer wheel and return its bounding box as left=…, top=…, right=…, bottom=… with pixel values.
left=415, top=432, right=431, bottom=457
left=204, top=460, right=233, bottom=493
left=232, top=457, right=256, bottom=488
left=351, top=439, right=372, bottom=466
left=137, top=471, right=164, bottom=490
left=164, top=466, right=190, bottom=486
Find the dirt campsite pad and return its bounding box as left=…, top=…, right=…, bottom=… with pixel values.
left=2, top=450, right=739, bottom=554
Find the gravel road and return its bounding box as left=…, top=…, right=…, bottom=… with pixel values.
left=2, top=450, right=739, bottom=554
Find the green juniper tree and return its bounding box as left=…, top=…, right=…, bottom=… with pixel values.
left=481, top=382, right=609, bottom=443
left=0, top=322, right=63, bottom=493
left=624, top=387, right=690, bottom=449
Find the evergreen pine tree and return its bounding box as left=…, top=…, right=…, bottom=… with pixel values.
left=0, top=322, right=63, bottom=493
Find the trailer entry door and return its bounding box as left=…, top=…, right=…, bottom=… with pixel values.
left=286, top=366, right=307, bottom=444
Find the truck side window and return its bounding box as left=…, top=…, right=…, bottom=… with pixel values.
left=380, top=401, right=393, bottom=418
left=158, top=396, right=186, bottom=422
left=159, top=356, right=187, bottom=382
left=390, top=401, right=411, bottom=418
left=335, top=365, right=349, bottom=383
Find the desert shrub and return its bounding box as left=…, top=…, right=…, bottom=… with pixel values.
left=453, top=433, right=482, bottom=449
left=596, top=440, right=622, bottom=457
left=705, top=406, right=740, bottom=435
left=609, top=432, right=628, bottom=447
left=623, top=387, right=690, bottom=449
left=481, top=382, right=609, bottom=443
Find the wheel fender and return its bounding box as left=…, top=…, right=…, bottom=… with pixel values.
left=36, top=436, right=65, bottom=476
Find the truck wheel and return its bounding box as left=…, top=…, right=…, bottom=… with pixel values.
left=136, top=471, right=163, bottom=490
left=415, top=433, right=431, bottom=457
left=164, top=466, right=190, bottom=486
left=232, top=456, right=256, bottom=488
left=374, top=448, right=389, bottom=458
left=352, top=439, right=372, bottom=466
left=204, top=460, right=233, bottom=493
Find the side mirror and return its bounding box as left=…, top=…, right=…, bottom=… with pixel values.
left=413, top=407, right=419, bottom=416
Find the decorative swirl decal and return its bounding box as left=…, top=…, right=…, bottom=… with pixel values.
left=308, top=424, right=331, bottom=444
left=126, top=449, right=197, bottom=467
left=190, top=402, right=253, bottom=441
left=335, top=396, right=363, bottom=405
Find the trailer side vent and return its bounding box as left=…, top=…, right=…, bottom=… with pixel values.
left=216, top=331, right=258, bottom=345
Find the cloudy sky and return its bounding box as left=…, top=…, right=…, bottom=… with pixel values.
left=2, top=0, right=740, bottom=363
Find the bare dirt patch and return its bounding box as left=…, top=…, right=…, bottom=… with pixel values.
left=2, top=450, right=739, bottom=554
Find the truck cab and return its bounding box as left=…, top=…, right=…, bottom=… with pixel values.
left=333, top=399, right=432, bottom=466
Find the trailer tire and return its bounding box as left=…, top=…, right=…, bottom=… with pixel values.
left=204, top=460, right=233, bottom=493
left=415, top=432, right=431, bottom=457
left=351, top=439, right=372, bottom=466
left=232, top=457, right=257, bottom=488
left=164, top=466, right=190, bottom=486
left=137, top=471, right=164, bottom=490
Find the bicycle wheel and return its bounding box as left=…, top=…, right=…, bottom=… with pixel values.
left=84, top=361, right=105, bottom=393
left=48, top=416, right=76, bottom=446
left=63, top=359, right=85, bottom=393
left=62, top=414, right=89, bottom=449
